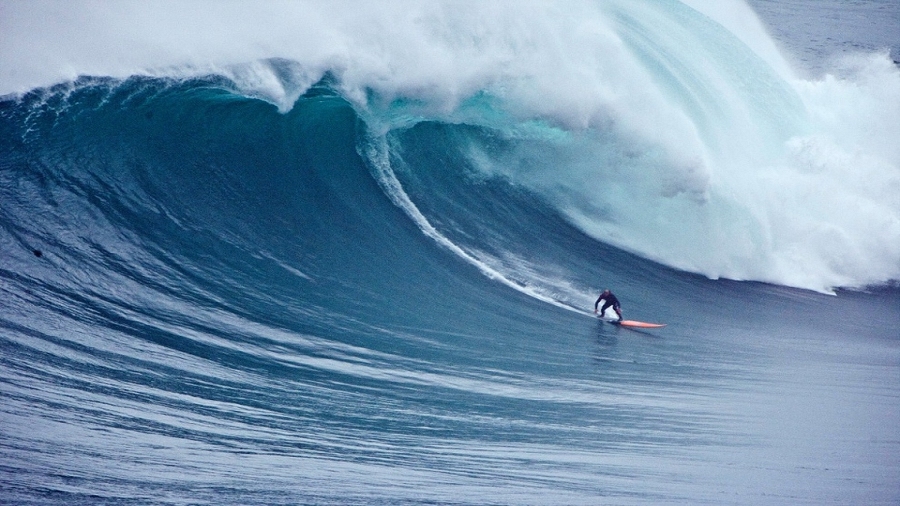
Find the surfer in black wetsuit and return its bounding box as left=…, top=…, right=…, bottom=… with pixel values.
left=594, top=289, right=623, bottom=321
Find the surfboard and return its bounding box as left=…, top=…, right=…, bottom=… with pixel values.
left=612, top=319, right=666, bottom=328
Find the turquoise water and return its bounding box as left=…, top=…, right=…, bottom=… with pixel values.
left=1, top=1, right=898, bottom=504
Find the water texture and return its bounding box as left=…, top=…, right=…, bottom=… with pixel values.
left=1, top=1, right=898, bottom=504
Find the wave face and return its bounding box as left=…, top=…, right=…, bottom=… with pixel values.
left=1, top=1, right=899, bottom=505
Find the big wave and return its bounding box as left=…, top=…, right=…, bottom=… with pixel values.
left=2, top=0, right=898, bottom=293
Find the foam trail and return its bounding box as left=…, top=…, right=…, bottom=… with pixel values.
left=361, top=133, right=590, bottom=316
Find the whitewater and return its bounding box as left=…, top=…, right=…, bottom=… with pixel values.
left=1, top=1, right=899, bottom=505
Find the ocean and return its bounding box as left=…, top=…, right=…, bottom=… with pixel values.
left=1, top=1, right=898, bottom=504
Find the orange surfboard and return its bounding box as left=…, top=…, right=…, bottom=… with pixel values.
left=611, top=319, right=666, bottom=328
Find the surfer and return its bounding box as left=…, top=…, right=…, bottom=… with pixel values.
left=594, top=289, right=623, bottom=321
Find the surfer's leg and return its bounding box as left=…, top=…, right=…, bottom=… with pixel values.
left=600, top=301, right=612, bottom=317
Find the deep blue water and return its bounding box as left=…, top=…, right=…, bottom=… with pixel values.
left=1, top=1, right=898, bottom=505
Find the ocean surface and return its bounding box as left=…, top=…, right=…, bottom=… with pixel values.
left=1, top=1, right=898, bottom=504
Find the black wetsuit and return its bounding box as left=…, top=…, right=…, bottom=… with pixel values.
left=595, top=292, right=620, bottom=315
